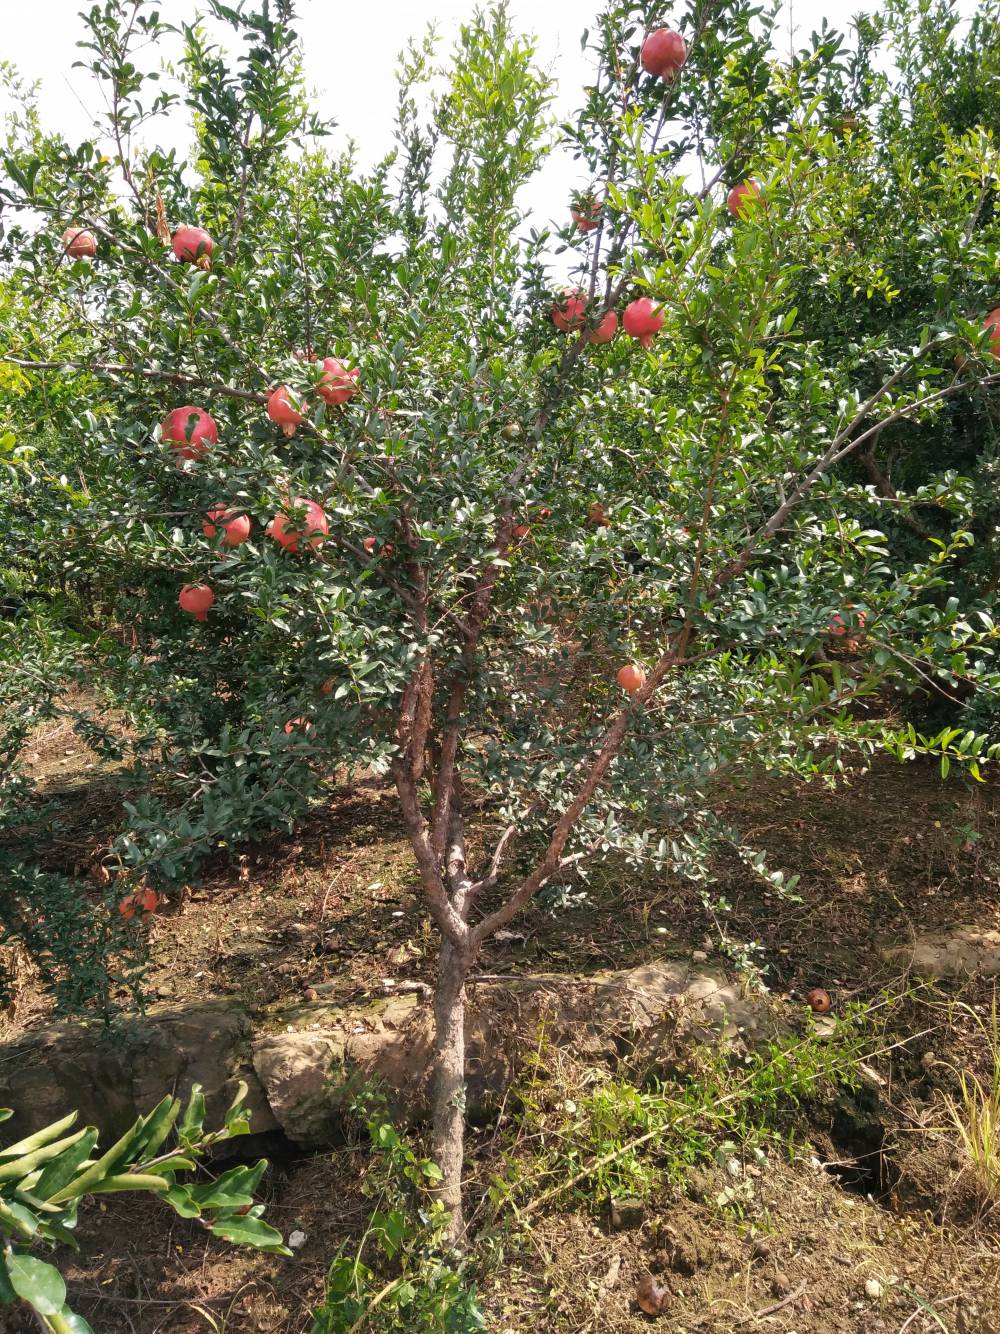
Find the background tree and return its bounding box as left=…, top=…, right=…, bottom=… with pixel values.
left=2, top=0, right=999, bottom=1240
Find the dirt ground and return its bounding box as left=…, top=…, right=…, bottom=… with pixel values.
left=1, top=712, right=999, bottom=1332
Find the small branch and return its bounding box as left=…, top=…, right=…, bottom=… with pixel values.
left=856, top=448, right=933, bottom=539
left=0, top=356, right=265, bottom=405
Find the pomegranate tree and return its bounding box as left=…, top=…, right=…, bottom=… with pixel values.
left=3, top=0, right=1000, bottom=1257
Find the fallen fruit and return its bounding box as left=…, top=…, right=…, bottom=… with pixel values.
left=267, top=498, right=329, bottom=553
left=267, top=386, right=307, bottom=437
left=727, top=179, right=762, bottom=217
left=640, top=28, right=687, bottom=79
left=172, top=225, right=214, bottom=264
left=636, top=1272, right=671, bottom=1317
left=62, top=227, right=97, bottom=258
left=178, top=583, right=215, bottom=622
left=160, top=406, right=218, bottom=464
left=623, top=297, right=665, bottom=348
left=203, top=506, right=251, bottom=547
left=805, top=987, right=832, bottom=1013
left=617, top=663, right=647, bottom=694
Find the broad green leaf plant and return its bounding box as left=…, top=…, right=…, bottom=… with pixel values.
left=0, top=1084, right=288, bottom=1332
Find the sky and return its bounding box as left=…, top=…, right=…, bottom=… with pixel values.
left=0, top=0, right=886, bottom=238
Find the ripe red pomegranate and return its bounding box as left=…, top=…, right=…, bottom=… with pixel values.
left=552, top=288, right=588, bottom=333
left=623, top=297, right=665, bottom=348
left=179, top=583, right=215, bottom=621
left=267, top=498, right=329, bottom=553
left=727, top=180, right=762, bottom=217
left=590, top=311, right=618, bottom=345
left=571, top=198, right=601, bottom=232
left=62, top=227, right=97, bottom=258
left=805, top=987, right=832, bottom=1014
left=284, top=716, right=313, bottom=735
left=513, top=524, right=531, bottom=540
left=588, top=501, right=611, bottom=527
left=983, top=307, right=1000, bottom=359
left=640, top=28, right=687, bottom=78
left=317, top=357, right=360, bottom=406
left=362, top=536, right=378, bottom=553
left=267, top=386, right=307, bottom=437
left=203, top=507, right=251, bottom=547
left=536, top=506, right=553, bottom=520
left=161, top=406, right=218, bottom=463
left=617, top=664, right=646, bottom=694
left=828, top=609, right=866, bottom=637
left=321, top=679, right=335, bottom=695
left=172, top=225, right=214, bottom=264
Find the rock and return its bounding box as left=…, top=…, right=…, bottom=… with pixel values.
left=865, top=1278, right=884, bottom=1300
left=771, top=1271, right=792, bottom=1296
left=880, top=927, right=1000, bottom=979
left=609, top=1197, right=646, bottom=1231
left=0, top=1000, right=276, bottom=1146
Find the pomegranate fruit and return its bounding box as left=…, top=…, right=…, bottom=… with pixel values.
left=203, top=507, right=251, bottom=547
left=266, top=498, right=329, bottom=553
left=589, top=310, right=618, bottom=344
left=551, top=287, right=588, bottom=333
left=571, top=198, right=601, bottom=232
left=172, top=225, right=214, bottom=264
left=513, top=524, right=531, bottom=540
left=284, top=716, right=313, bottom=735
left=62, top=227, right=97, bottom=259
left=321, top=679, right=335, bottom=695
left=828, top=609, right=866, bottom=637
left=983, top=307, right=1000, bottom=359
left=317, top=357, right=360, bottom=406
left=179, top=583, right=215, bottom=622
left=267, top=386, right=308, bottom=437
left=636, top=1272, right=671, bottom=1317
left=623, top=297, right=665, bottom=348
left=160, top=406, right=218, bottom=463
left=617, top=663, right=646, bottom=694
left=727, top=179, right=762, bottom=217
left=640, top=28, right=686, bottom=78
left=362, top=536, right=378, bottom=553
left=805, top=987, right=832, bottom=1014
left=588, top=501, right=611, bottom=527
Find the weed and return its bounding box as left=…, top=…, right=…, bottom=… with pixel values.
left=943, top=990, right=1000, bottom=1200
left=311, top=1093, right=485, bottom=1334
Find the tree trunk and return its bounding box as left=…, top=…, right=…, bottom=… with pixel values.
left=431, top=937, right=470, bottom=1242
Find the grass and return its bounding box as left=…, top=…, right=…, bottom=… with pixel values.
left=943, top=989, right=1000, bottom=1200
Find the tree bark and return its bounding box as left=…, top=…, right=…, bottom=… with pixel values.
left=431, top=937, right=471, bottom=1242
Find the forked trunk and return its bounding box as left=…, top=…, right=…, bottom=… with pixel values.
left=431, top=938, right=469, bottom=1242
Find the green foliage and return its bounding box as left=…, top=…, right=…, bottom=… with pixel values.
left=0, top=1083, right=288, bottom=1332
left=311, top=1096, right=484, bottom=1333
left=0, top=0, right=998, bottom=1035
left=493, top=1003, right=873, bottom=1214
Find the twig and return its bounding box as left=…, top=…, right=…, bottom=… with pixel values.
left=742, top=1281, right=807, bottom=1323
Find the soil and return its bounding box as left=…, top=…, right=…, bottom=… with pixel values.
left=1, top=709, right=999, bottom=1332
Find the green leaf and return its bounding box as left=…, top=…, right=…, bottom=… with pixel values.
left=33, top=1129, right=100, bottom=1201
left=6, top=1253, right=67, bottom=1316
left=208, top=1213, right=291, bottom=1255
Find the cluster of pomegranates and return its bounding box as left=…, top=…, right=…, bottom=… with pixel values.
left=551, top=289, right=664, bottom=349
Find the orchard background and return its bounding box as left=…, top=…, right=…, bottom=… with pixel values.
left=2, top=0, right=1000, bottom=1330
